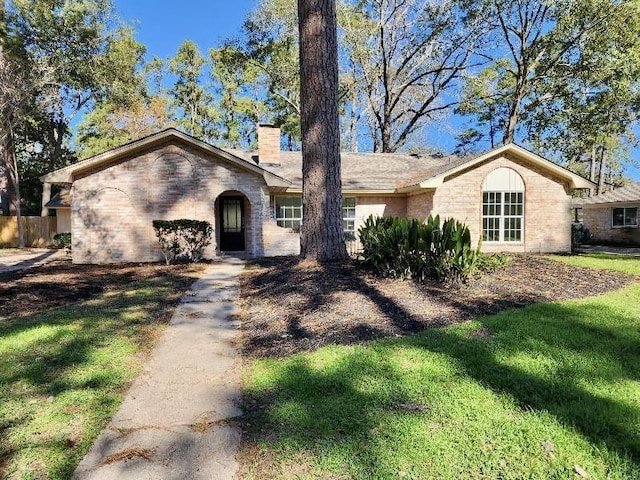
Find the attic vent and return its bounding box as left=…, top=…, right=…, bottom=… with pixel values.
left=262, top=162, right=281, bottom=168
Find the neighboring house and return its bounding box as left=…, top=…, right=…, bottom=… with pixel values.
left=576, top=183, right=640, bottom=246
left=41, top=126, right=594, bottom=264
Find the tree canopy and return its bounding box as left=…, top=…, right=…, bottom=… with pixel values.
left=3, top=0, right=640, bottom=223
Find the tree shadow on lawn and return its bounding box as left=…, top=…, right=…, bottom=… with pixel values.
left=0, top=271, right=197, bottom=479
left=242, top=262, right=640, bottom=476
left=241, top=255, right=635, bottom=359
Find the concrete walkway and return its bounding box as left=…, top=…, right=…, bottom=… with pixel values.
left=0, top=248, right=65, bottom=274
left=73, top=258, right=245, bottom=480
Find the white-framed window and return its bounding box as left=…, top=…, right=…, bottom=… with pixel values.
left=343, top=197, right=356, bottom=237
left=275, top=196, right=357, bottom=235
left=612, top=207, right=638, bottom=228
left=482, top=167, right=524, bottom=243
left=275, top=196, right=302, bottom=231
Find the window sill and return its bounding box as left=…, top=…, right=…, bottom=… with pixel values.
left=482, top=241, right=524, bottom=245
left=612, top=225, right=638, bottom=230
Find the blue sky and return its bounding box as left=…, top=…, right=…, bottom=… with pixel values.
left=114, top=1, right=640, bottom=181
left=116, top=1, right=258, bottom=59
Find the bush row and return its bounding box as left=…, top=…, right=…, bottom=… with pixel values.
left=152, top=219, right=213, bottom=265
left=358, top=214, right=480, bottom=283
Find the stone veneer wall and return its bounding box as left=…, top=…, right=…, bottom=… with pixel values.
left=71, top=142, right=297, bottom=264
left=582, top=204, right=640, bottom=245
left=431, top=154, right=573, bottom=253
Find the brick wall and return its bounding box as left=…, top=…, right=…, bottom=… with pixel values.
left=260, top=194, right=410, bottom=256
left=583, top=204, right=640, bottom=245
left=71, top=142, right=279, bottom=264
left=406, top=191, right=434, bottom=220
left=432, top=154, right=573, bottom=253
left=355, top=195, right=406, bottom=229
left=258, top=125, right=281, bottom=164
left=70, top=143, right=577, bottom=262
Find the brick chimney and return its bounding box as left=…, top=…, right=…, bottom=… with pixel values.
left=257, top=124, right=281, bottom=165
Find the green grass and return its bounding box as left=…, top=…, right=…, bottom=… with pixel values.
left=549, top=253, right=640, bottom=276
left=242, top=257, right=640, bottom=479
left=0, top=270, right=198, bottom=479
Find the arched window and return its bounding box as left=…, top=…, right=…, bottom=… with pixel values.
left=482, top=168, right=524, bottom=242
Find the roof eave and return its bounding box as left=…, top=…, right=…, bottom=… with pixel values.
left=579, top=199, right=640, bottom=207
left=40, top=129, right=292, bottom=186
left=408, top=144, right=595, bottom=191
left=269, top=187, right=399, bottom=195
left=263, top=173, right=292, bottom=189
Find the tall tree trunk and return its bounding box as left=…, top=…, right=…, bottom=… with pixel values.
left=8, top=129, right=24, bottom=248
left=298, top=0, right=347, bottom=262
left=503, top=71, right=527, bottom=144
left=51, top=120, right=66, bottom=169
left=597, top=146, right=607, bottom=195
left=589, top=146, right=597, bottom=197
left=489, top=107, right=496, bottom=149
left=1, top=126, right=25, bottom=247
left=349, top=89, right=358, bottom=152
left=0, top=2, right=24, bottom=247
left=0, top=0, right=9, bottom=216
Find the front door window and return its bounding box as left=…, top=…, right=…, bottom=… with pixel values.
left=220, top=197, right=245, bottom=251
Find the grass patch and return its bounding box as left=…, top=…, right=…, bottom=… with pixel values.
left=0, top=265, right=202, bottom=479
left=549, top=253, right=640, bottom=276
left=241, top=257, right=640, bottom=479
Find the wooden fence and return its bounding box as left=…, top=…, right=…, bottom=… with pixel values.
left=0, top=216, right=57, bottom=247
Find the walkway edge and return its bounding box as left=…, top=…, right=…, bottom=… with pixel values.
left=73, top=258, right=245, bottom=480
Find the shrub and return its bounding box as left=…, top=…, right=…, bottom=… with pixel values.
left=358, top=215, right=480, bottom=283
left=571, top=222, right=591, bottom=252
left=53, top=232, right=71, bottom=254
left=152, top=219, right=213, bottom=265
left=474, top=253, right=512, bottom=276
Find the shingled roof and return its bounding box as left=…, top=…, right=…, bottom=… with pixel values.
left=578, top=182, right=640, bottom=205
left=230, top=143, right=593, bottom=191
left=41, top=129, right=594, bottom=198
left=44, top=188, right=71, bottom=208
left=229, top=150, right=466, bottom=191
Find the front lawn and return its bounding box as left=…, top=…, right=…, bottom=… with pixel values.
left=239, top=255, right=640, bottom=479
left=550, top=253, right=640, bottom=276
left=0, top=262, right=203, bottom=479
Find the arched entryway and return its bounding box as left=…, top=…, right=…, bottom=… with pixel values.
left=216, top=192, right=250, bottom=253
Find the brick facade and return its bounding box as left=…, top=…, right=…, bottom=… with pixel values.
left=582, top=204, right=640, bottom=245
left=406, top=191, right=434, bottom=220
left=431, top=154, right=572, bottom=253
left=71, top=142, right=298, bottom=264
left=355, top=195, right=406, bottom=228
left=56, top=135, right=579, bottom=263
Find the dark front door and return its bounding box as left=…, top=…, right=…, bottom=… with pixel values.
left=219, top=196, right=245, bottom=251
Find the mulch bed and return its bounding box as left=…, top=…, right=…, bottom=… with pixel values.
left=0, top=258, right=204, bottom=321
left=239, top=255, right=636, bottom=358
